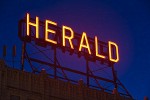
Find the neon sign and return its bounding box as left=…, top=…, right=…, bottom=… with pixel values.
left=20, top=13, right=119, bottom=63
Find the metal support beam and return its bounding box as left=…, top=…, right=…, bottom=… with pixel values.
left=54, top=47, right=57, bottom=79
left=21, top=42, right=26, bottom=71
left=86, top=59, right=89, bottom=87
left=29, top=57, right=115, bottom=84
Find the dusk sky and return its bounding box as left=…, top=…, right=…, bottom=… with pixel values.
left=0, top=0, right=150, bottom=99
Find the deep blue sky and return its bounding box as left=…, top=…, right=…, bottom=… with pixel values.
left=0, top=0, right=150, bottom=99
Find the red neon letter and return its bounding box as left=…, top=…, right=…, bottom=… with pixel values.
left=79, top=32, right=91, bottom=54
left=95, top=36, right=105, bottom=59
left=45, top=20, right=57, bottom=44
left=26, top=13, right=39, bottom=38
left=108, top=41, right=119, bottom=62
left=62, top=25, right=74, bottom=49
